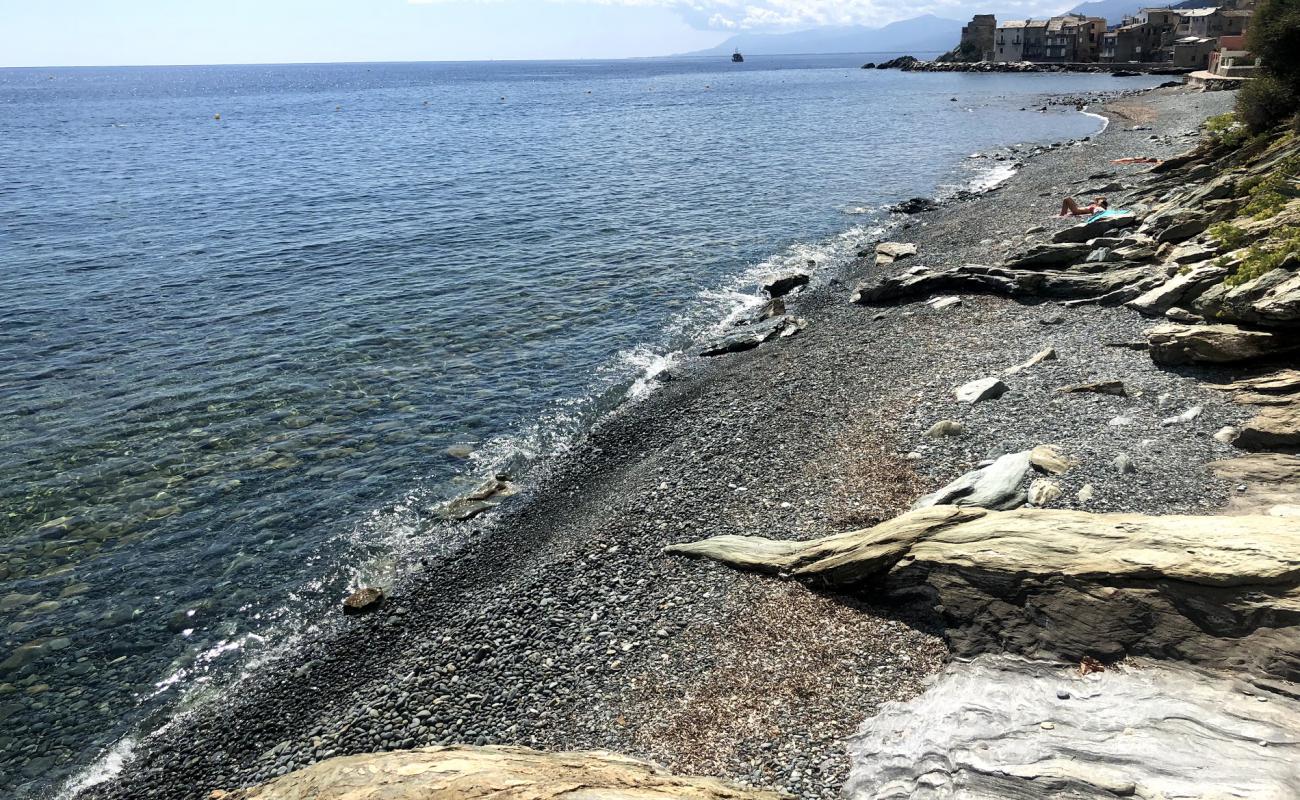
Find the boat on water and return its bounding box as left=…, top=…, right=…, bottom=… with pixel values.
left=732, top=49, right=744, bottom=63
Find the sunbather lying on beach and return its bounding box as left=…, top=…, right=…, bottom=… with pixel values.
left=1058, top=196, right=1108, bottom=217
left=1112, top=156, right=1161, bottom=165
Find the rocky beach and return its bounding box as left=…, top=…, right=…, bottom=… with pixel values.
left=66, top=83, right=1300, bottom=799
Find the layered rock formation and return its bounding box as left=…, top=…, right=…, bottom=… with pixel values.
left=209, top=745, right=788, bottom=800
left=666, top=505, right=1300, bottom=680
left=844, top=655, right=1300, bottom=800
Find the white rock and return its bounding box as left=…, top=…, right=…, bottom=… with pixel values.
left=955, top=378, right=1010, bottom=404
left=1161, top=405, right=1203, bottom=426
left=1077, top=483, right=1095, bottom=503
left=1027, top=479, right=1062, bottom=507
left=1214, top=426, right=1238, bottom=444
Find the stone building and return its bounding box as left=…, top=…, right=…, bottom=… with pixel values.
left=958, top=14, right=997, bottom=61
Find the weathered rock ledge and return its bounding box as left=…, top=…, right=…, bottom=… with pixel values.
left=666, top=505, right=1300, bottom=681
left=210, top=745, right=787, bottom=800
left=845, top=655, right=1300, bottom=800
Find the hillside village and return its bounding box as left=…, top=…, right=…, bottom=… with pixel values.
left=952, top=0, right=1257, bottom=80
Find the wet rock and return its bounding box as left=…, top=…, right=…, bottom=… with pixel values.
left=891, top=197, right=938, bottom=214
left=955, top=378, right=1009, bottom=404
left=763, top=273, right=809, bottom=299
left=342, top=587, right=385, bottom=616
left=1147, top=323, right=1297, bottom=364
left=1057, top=379, right=1126, bottom=397
left=700, top=316, right=796, bottom=357
left=435, top=475, right=520, bottom=521
left=210, top=745, right=787, bottom=800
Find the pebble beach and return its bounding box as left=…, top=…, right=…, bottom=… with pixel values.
left=65, top=84, right=1254, bottom=800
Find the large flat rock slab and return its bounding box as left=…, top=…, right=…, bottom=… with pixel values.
left=845, top=655, right=1300, bottom=800
left=210, top=745, right=788, bottom=800
left=665, top=506, right=1300, bottom=680
left=1147, top=322, right=1299, bottom=364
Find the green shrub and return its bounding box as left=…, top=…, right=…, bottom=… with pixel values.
left=1205, top=112, right=1250, bottom=148
left=1242, top=153, right=1300, bottom=218
left=1224, top=224, right=1300, bottom=285
left=1208, top=221, right=1250, bottom=248
left=1238, top=74, right=1299, bottom=133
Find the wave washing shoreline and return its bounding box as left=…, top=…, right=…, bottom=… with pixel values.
left=56, top=86, right=1146, bottom=800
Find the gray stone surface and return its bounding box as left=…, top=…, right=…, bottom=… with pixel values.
left=845, top=656, right=1300, bottom=800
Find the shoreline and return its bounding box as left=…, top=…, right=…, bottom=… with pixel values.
left=71, top=84, right=1248, bottom=799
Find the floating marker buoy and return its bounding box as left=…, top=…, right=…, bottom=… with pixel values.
left=335, top=105, right=341, bottom=111
left=423, top=100, right=429, bottom=105
left=214, top=113, right=221, bottom=120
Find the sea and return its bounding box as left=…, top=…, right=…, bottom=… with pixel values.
left=0, top=55, right=1164, bottom=796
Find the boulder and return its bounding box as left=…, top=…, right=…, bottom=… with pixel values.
left=665, top=505, right=1300, bottom=679
left=954, top=377, right=1009, bottom=404
left=1126, top=263, right=1228, bottom=317
left=341, top=587, right=384, bottom=616
left=1146, top=323, right=1296, bottom=364
left=844, top=655, right=1300, bottom=800
left=209, top=745, right=787, bottom=800
left=1168, top=242, right=1218, bottom=265
left=1194, top=264, right=1300, bottom=328
left=762, top=273, right=809, bottom=298
left=1056, top=379, right=1126, bottom=396
left=1051, top=212, right=1138, bottom=244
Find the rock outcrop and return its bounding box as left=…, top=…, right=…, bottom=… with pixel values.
left=1146, top=322, right=1296, bottom=364
left=210, top=745, right=788, bottom=800
left=844, top=655, right=1300, bottom=800
left=1211, top=453, right=1300, bottom=515
left=665, top=506, right=1300, bottom=680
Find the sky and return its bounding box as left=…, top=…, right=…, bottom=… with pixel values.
left=0, top=0, right=1075, bottom=68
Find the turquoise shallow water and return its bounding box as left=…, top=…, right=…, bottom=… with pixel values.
left=0, top=56, right=1159, bottom=795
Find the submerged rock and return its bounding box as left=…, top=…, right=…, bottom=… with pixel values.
left=845, top=655, right=1300, bottom=800
left=762, top=273, right=809, bottom=299
left=210, top=745, right=788, bottom=799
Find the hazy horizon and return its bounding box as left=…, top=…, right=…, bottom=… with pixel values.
left=3, top=0, right=1076, bottom=69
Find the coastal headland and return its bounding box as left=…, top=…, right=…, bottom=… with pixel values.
left=75, top=84, right=1300, bottom=800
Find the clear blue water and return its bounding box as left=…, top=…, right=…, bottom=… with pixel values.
left=0, top=56, right=1160, bottom=795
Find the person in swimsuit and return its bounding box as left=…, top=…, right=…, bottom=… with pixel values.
left=1059, top=196, right=1108, bottom=217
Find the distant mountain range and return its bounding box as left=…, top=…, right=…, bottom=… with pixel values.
left=677, top=14, right=964, bottom=57
left=1068, top=0, right=1209, bottom=23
